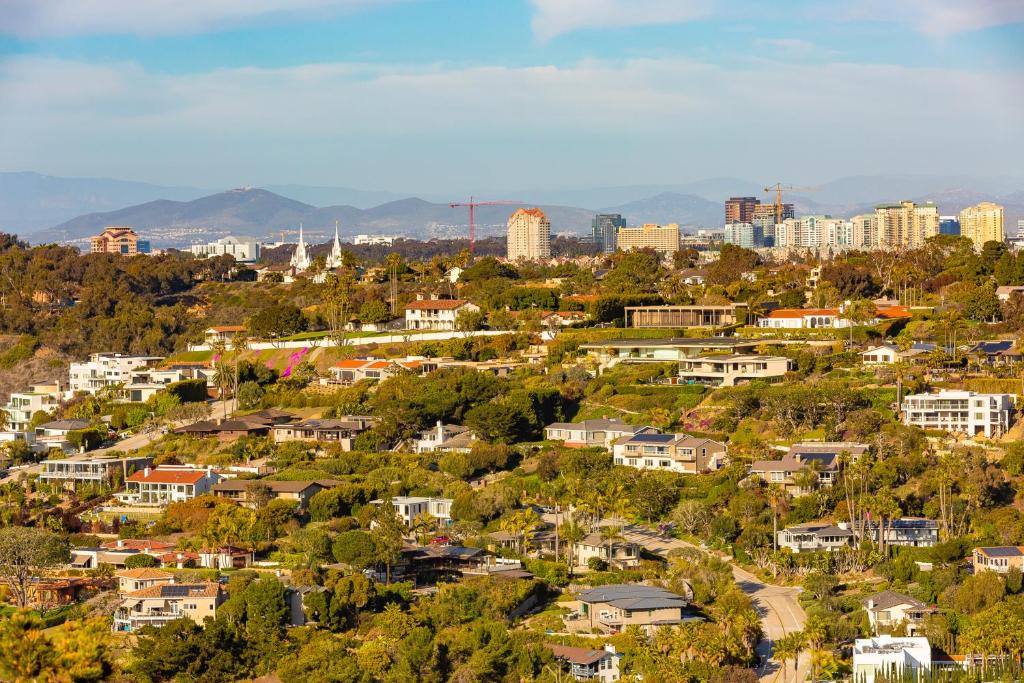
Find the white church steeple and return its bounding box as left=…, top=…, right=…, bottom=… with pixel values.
left=289, top=223, right=311, bottom=272
left=325, top=220, right=344, bottom=269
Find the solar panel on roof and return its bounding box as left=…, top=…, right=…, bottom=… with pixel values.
left=982, top=547, right=1023, bottom=557
left=161, top=585, right=194, bottom=597
left=631, top=433, right=675, bottom=443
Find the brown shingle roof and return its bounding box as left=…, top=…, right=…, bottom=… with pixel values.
left=115, top=568, right=174, bottom=580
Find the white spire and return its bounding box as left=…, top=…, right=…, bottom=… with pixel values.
left=326, top=219, right=344, bottom=269
left=289, top=223, right=311, bottom=271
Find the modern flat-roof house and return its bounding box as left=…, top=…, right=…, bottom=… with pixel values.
left=39, top=454, right=151, bottom=486
left=972, top=546, right=1024, bottom=574
left=404, top=296, right=480, bottom=331
left=853, top=636, right=931, bottom=683
left=190, top=235, right=261, bottom=263
left=271, top=416, right=379, bottom=449
left=676, top=354, right=791, bottom=386
left=624, top=303, right=748, bottom=329
left=1, top=384, right=61, bottom=432
left=749, top=449, right=844, bottom=496
left=863, top=591, right=937, bottom=637
left=612, top=432, right=727, bottom=474
left=414, top=422, right=477, bottom=454
left=384, top=496, right=454, bottom=527
left=901, top=391, right=1015, bottom=438
left=115, top=466, right=221, bottom=506
left=854, top=518, right=939, bottom=548
left=576, top=584, right=688, bottom=635
left=211, top=479, right=338, bottom=510
left=546, top=643, right=622, bottom=683
left=580, top=338, right=776, bottom=368
left=113, top=583, right=223, bottom=633
left=777, top=522, right=855, bottom=553
left=67, top=353, right=163, bottom=396
left=544, top=418, right=652, bottom=449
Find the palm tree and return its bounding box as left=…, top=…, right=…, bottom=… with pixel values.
left=384, top=252, right=402, bottom=316
left=772, top=634, right=798, bottom=682
left=212, top=363, right=233, bottom=420
left=411, top=511, right=436, bottom=545
left=559, top=520, right=585, bottom=574
left=766, top=484, right=789, bottom=552
left=599, top=524, right=624, bottom=568
left=0, top=408, right=8, bottom=431
left=230, top=330, right=250, bottom=401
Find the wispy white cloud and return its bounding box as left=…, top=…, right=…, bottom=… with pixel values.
left=844, top=0, right=1024, bottom=35
left=0, top=55, right=1020, bottom=189
left=0, top=0, right=401, bottom=37
left=529, top=0, right=713, bottom=40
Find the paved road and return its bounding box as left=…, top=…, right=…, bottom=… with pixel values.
left=543, top=516, right=809, bottom=682
left=1, top=398, right=235, bottom=486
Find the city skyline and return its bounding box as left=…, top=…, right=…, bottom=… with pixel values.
left=0, top=1, right=1022, bottom=193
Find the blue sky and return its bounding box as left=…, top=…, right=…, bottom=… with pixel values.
left=0, top=0, right=1022, bottom=192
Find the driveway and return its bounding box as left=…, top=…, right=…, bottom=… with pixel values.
left=544, top=516, right=809, bottom=682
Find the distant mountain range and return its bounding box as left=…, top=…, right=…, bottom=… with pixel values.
left=5, top=171, right=1022, bottom=247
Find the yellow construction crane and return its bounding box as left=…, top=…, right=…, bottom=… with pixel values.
left=763, top=183, right=820, bottom=223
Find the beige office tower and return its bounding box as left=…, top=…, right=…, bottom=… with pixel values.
left=615, top=223, right=681, bottom=256
left=851, top=214, right=876, bottom=249
left=874, top=201, right=939, bottom=249
left=959, top=202, right=1004, bottom=252
left=506, top=208, right=551, bottom=261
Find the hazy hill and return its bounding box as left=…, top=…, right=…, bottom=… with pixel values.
left=0, top=171, right=211, bottom=233
left=600, top=192, right=721, bottom=227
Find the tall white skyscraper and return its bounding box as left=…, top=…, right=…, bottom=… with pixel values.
left=506, top=208, right=551, bottom=261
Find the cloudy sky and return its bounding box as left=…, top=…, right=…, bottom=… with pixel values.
left=0, top=0, right=1022, bottom=193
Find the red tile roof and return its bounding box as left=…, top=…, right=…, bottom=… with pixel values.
left=116, top=568, right=174, bottom=580
left=404, top=299, right=470, bottom=311
left=511, top=207, right=548, bottom=219
left=876, top=306, right=912, bottom=319
left=208, top=325, right=246, bottom=333
left=126, top=468, right=208, bottom=485
left=765, top=308, right=838, bottom=319
left=101, top=539, right=175, bottom=551
left=334, top=359, right=371, bottom=369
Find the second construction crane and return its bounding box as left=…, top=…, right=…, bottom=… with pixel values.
left=449, top=196, right=521, bottom=256
left=763, top=183, right=819, bottom=224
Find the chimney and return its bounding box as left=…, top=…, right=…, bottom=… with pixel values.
left=416, top=293, right=425, bottom=301
left=838, top=521, right=849, bottom=530
left=116, top=539, right=124, bottom=549
left=143, top=466, right=151, bottom=477
left=604, top=644, right=616, bottom=654
left=436, top=420, right=443, bottom=440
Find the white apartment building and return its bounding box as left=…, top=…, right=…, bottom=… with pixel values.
left=68, top=353, right=164, bottom=396
left=615, top=223, right=681, bottom=256
left=852, top=214, right=876, bottom=248
left=2, top=383, right=61, bottom=432
left=189, top=235, right=260, bottom=263
left=386, top=496, right=454, bottom=527
left=874, top=201, right=939, bottom=249
left=353, top=234, right=396, bottom=246
left=677, top=355, right=790, bottom=386
left=506, top=208, right=551, bottom=261
left=404, top=296, right=480, bottom=331
left=852, top=636, right=931, bottom=683
left=901, top=390, right=1014, bottom=438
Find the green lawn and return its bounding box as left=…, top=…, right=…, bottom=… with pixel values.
left=167, top=350, right=213, bottom=363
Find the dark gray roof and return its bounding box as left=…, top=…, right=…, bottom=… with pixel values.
left=37, top=419, right=91, bottom=431
left=977, top=546, right=1024, bottom=558
left=578, top=584, right=687, bottom=610
left=864, top=590, right=926, bottom=611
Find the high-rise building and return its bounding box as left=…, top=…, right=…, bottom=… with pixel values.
left=939, top=216, right=961, bottom=236
left=959, top=202, right=1004, bottom=252
left=506, top=208, right=551, bottom=261
left=615, top=223, right=681, bottom=256
left=591, top=214, right=626, bottom=253
left=724, top=223, right=765, bottom=249
left=874, top=201, right=939, bottom=249
left=752, top=203, right=794, bottom=224
left=851, top=215, right=876, bottom=249
left=91, top=226, right=150, bottom=256
left=725, top=197, right=759, bottom=224
left=774, top=216, right=838, bottom=249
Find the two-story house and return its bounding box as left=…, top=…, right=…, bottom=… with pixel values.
left=67, top=353, right=163, bottom=396
left=973, top=546, right=1024, bottom=574
left=576, top=584, right=688, bottom=635
left=1, top=383, right=61, bottom=432
left=270, top=416, right=378, bottom=449
left=863, top=590, right=936, bottom=637
left=414, top=422, right=477, bottom=454
left=115, top=466, right=221, bottom=506
left=546, top=644, right=622, bottom=683
left=404, top=296, right=480, bottom=331
left=854, top=518, right=939, bottom=548
left=543, top=418, right=652, bottom=449
left=113, top=582, right=223, bottom=633
left=116, top=568, right=175, bottom=594
left=777, top=522, right=855, bottom=553
left=39, top=454, right=151, bottom=486
left=384, top=496, right=454, bottom=527
left=749, top=449, right=845, bottom=496
left=676, top=355, right=791, bottom=387
left=612, top=432, right=727, bottom=474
